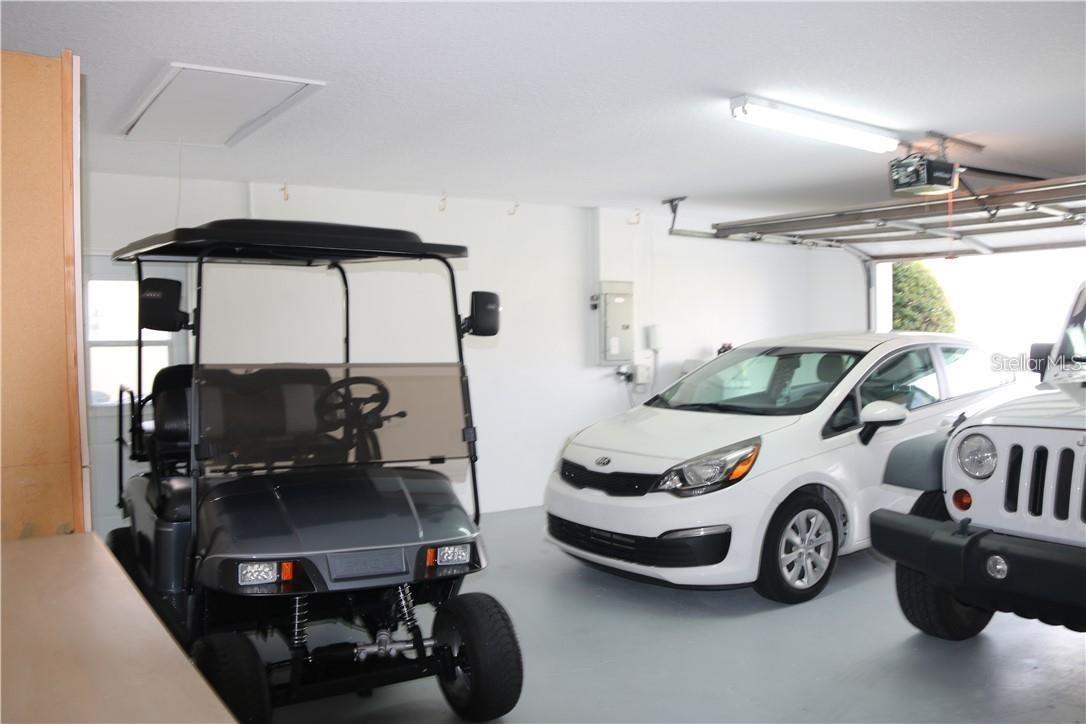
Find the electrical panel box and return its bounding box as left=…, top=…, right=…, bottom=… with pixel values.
left=598, top=281, right=634, bottom=364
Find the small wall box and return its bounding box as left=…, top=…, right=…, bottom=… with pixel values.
left=598, top=281, right=634, bottom=365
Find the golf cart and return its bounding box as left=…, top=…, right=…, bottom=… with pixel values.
left=107, top=220, right=522, bottom=722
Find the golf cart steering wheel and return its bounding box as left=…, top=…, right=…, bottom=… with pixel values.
left=316, top=376, right=391, bottom=429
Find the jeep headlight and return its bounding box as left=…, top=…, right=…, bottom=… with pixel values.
left=653, top=438, right=761, bottom=497
left=957, top=433, right=997, bottom=479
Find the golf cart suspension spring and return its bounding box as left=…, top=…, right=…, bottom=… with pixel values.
left=290, top=595, right=309, bottom=649
left=395, top=583, right=418, bottom=630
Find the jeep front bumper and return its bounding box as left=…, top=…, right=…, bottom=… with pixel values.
left=870, top=509, right=1086, bottom=629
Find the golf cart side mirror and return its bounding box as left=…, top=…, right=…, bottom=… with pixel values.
left=139, top=278, right=189, bottom=332
left=858, top=401, right=907, bottom=445
left=1029, top=343, right=1053, bottom=378
left=462, top=291, right=500, bottom=337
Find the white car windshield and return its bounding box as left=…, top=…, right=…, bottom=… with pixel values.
left=648, top=346, right=863, bottom=416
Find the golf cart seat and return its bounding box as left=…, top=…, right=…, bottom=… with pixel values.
left=150, top=364, right=195, bottom=459
left=151, top=475, right=195, bottom=522
left=146, top=364, right=336, bottom=521
left=199, top=367, right=337, bottom=461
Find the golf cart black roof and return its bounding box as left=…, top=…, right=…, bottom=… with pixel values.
left=112, top=219, right=468, bottom=263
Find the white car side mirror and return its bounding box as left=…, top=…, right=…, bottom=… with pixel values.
left=858, top=401, right=908, bottom=445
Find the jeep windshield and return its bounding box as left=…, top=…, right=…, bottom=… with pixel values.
left=1056, top=285, right=1086, bottom=366
left=647, top=346, right=862, bottom=416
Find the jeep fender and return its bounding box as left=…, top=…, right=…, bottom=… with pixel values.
left=882, top=432, right=947, bottom=492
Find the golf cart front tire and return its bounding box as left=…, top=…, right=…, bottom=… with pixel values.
left=191, top=632, right=271, bottom=724
left=434, top=592, right=523, bottom=722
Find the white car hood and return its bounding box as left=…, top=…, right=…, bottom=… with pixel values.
left=569, top=405, right=801, bottom=462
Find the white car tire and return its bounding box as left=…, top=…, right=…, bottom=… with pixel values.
left=755, top=493, right=839, bottom=604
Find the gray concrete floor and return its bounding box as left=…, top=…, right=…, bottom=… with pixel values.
left=279, top=506, right=1085, bottom=723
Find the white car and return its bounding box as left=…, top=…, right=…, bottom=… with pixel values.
left=544, top=332, right=1015, bottom=603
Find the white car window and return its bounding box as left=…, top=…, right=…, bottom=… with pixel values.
left=940, top=346, right=1004, bottom=397
left=824, top=394, right=860, bottom=436
left=860, top=348, right=941, bottom=411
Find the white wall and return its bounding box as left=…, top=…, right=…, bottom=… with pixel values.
left=83, top=171, right=866, bottom=528
left=85, top=172, right=249, bottom=254
left=593, top=207, right=867, bottom=388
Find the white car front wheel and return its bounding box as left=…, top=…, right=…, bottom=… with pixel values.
left=778, top=508, right=835, bottom=589
left=755, top=494, right=839, bottom=604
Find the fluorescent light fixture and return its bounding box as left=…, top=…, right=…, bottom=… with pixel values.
left=729, top=95, right=901, bottom=154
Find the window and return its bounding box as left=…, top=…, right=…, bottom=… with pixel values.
left=823, top=395, right=860, bottom=436
left=860, top=347, right=941, bottom=411
left=648, top=346, right=862, bottom=416
left=85, top=258, right=187, bottom=407
left=940, top=346, right=1004, bottom=397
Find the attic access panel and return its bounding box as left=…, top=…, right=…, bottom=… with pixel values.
left=123, top=63, right=325, bottom=146
left=688, top=176, right=1086, bottom=262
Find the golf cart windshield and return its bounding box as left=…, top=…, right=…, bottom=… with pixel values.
left=195, top=363, right=468, bottom=472
left=648, top=346, right=862, bottom=416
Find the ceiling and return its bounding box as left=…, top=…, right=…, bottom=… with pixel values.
left=4, top=2, right=1085, bottom=214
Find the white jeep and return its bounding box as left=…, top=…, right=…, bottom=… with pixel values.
left=871, top=283, right=1086, bottom=639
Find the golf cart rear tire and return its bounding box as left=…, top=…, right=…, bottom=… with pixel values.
left=434, top=593, right=523, bottom=722
left=105, top=527, right=137, bottom=575
left=191, top=632, right=271, bottom=724
left=894, top=492, right=994, bottom=640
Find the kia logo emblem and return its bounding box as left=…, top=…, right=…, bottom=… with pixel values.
left=595, top=457, right=611, bottom=467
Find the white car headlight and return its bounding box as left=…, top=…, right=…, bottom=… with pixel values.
left=957, top=433, right=997, bottom=479
left=654, top=438, right=761, bottom=497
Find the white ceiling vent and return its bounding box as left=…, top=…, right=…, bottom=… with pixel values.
left=123, top=62, right=325, bottom=146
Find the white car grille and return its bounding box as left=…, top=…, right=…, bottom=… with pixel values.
left=946, top=426, right=1086, bottom=548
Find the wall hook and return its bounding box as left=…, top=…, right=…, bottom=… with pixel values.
left=627, top=208, right=641, bottom=225
left=507, top=200, right=519, bottom=216
left=280, top=183, right=290, bottom=201
left=438, top=191, right=448, bottom=213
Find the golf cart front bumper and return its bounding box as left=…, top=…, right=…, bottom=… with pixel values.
left=870, top=509, right=1086, bottom=628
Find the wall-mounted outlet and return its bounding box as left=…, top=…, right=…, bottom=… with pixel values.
left=645, top=324, right=662, bottom=352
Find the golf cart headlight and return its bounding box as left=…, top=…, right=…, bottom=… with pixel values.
left=957, top=433, right=998, bottom=479
left=654, top=438, right=761, bottom=497
left=436, top=544, right=471, bottom=566
left=237, top=561, right=278, bottom=586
